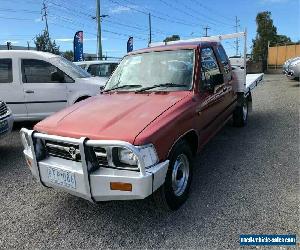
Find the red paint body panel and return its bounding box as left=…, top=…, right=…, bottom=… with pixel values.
left=35, top=91, right=190, bottom=144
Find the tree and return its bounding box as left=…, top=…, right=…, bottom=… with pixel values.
left=252, top=11, right=277, bottom=66
left=34, top=30, right=60, bottom=55
left=163, top=35, right=180, bottom=43
left=252, top=11, right=293, bottom=70
left=273, top=35, right=292, bottom=45
left=63, top=50, right=74, bottom=61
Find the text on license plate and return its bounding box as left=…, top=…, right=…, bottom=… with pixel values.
left=0, top=120, right=8, bottom=134
left=47, top=167, right=76, bottom=189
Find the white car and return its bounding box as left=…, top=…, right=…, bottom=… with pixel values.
left=74, top=60, right=119, bottom=80
left=0, top=100, right=14, bottom=139
left=0, top=50, right=106, bottom=121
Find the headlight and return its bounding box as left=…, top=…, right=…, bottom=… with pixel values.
left=118, top=148, right=138, bottom=166
left=112, top=144, right=158, bottom=170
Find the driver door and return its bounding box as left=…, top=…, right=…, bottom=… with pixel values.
left=21, top=59, right=68, bottom=120
left=196, top=47, right=228, bottom=143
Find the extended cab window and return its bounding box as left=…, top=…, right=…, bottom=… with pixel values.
left=0, top=58, right=13, bottom=83
left=22, top=59, right=73, bottom=83
left=216, top=45, right=231, bottom=80
left=201, top=47, right=221, bottom=90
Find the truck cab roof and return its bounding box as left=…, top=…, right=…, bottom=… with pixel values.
left=129, top=41, right=220, bottom=55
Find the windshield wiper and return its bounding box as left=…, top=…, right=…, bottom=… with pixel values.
left=135, top=83, right=187, bottom=93
left=103, top=84, right=142, bottom=92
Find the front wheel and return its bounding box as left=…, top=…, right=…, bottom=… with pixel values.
left=153, top=140, right=193, bottom=211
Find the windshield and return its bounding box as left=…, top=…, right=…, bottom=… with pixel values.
left=105, top=50, right=194, bottom=92
left=50, top=57, right=91, bottom=78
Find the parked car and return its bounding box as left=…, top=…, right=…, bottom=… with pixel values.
left=0, top=100, right=14, bottom=139
left=21, top=32, right=264, bottom=210
left=74, top=60, right=119, bottom=80
left=0, top=51, right=106, bottom=121
left=283, top=57, right=300, bottom=80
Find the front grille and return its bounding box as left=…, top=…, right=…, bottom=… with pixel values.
left=45, top=141, right=81, bottom=162
left=44, top=141, right=109, bottom=167
left=93, top=147, right=109, bottom=166
left=0, top=102, right=8, bottom=117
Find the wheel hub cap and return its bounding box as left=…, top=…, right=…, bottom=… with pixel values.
left=171, top=154, right=189, bottom=196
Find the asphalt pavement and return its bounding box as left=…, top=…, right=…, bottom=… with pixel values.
left=0, top=74, right=299, bottom=249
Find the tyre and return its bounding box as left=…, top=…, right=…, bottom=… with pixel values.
left=233, top=97, right=248, bottom=127
left=153, top=140, right=193, bottom=211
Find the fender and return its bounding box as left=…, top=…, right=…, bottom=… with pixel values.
left=167, top=129, right=199, bottom=158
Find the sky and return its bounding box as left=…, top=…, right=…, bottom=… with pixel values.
left=0, top=0, right=299, bottom=58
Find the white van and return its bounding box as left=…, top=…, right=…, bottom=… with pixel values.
left=0, top=50, right=106, bottom=121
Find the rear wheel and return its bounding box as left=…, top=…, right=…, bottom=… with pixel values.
left=153, top=140, right=193, bottom=211
left=233, top=96, right=248, bottom=127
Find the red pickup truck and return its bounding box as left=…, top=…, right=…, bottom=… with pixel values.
left=21, top=33, right=263, bottom=210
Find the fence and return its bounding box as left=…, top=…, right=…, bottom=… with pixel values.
left=268, top=44, right=300, bottom=69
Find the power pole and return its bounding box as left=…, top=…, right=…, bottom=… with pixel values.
left=203, top=26, right=210, bottom=37
left=148, top=13, right=152, bottom=46
left=234, top=16, right=240, bottom=55
left=41, top=1, right=49, bottom=35
left=96, top=0, right=102, bottom=60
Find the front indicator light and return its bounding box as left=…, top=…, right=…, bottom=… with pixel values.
left=110, top=182, right=132, bottom=192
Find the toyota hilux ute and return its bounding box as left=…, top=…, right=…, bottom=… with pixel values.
left=21, top=32, right=264, bottom=210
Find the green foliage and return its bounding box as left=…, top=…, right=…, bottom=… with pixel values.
left=163, top=35, right=180, bottom=43
left=63, top=50, right=74, bottom=61
left=34, top=30, right=60, bottom=55
left=252, top=11, right=277, bottom=63
left=273, top=35, right=292, bottom=45
left=252, top=11, right=292, bottom=68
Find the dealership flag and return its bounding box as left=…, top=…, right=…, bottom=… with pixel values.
left=127, top=36, right=133, bottom=53
left=74, top=31, right=84, bottom=62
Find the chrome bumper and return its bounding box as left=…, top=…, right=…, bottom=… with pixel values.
left=21, top=129, right=169, bottom=202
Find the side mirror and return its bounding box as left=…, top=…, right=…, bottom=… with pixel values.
left=51, top=71, right=64, bottom=83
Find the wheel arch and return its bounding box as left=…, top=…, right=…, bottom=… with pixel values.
left=167, top=129, right=199, bottom=158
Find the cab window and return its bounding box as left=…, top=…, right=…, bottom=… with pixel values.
left=0, top=58, right=13, bottom=83
left=21, top=59, right=73, bottom=83
left=200, top=47, right=221, bottom=90
left=216, top=45, right=231, bottom=80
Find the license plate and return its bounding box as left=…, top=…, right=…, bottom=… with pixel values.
left=47, top=167, right=76, bottom=189
left=0, top=120, right=8, bottom=135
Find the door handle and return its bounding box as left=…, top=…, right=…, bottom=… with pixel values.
left=25, top=90, right=34, bottom=94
